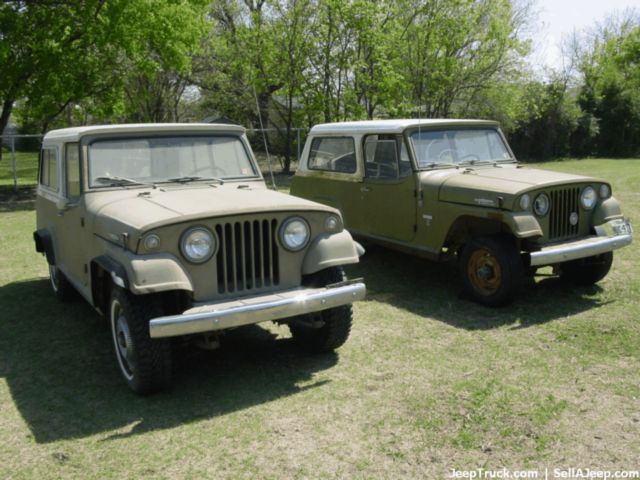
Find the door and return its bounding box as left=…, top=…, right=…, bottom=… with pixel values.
left=292, top=135, right=369, bottom=232
left=55, top=142, right=88, bottom=290
left=360, top=135, right=417, bottom=242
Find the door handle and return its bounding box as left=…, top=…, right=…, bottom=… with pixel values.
left=360, top=186, right=370, bottom=193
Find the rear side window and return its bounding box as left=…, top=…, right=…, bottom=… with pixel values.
left=65, top=143, right=81, bottom=201
left=40, top=148, right=59, bottom=191
left=308, top=137, right=356, bottom=173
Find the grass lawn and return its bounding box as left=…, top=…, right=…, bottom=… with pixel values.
left=0, top=159, right=638, bottom=479
left=0, top=149, right=39, bottom=187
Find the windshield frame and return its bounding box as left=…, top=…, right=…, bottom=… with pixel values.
left=406, top=126, right=516, bottom=170
left=84, top=133, right=261, bottom=190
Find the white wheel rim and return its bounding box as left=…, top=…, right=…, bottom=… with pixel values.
left=110, top=299, right=135, bottom=381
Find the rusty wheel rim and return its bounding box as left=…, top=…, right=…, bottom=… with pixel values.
left=467, top=248, right=502, bottom=296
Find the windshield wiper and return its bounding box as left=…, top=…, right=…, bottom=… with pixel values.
left=420, top=162, right=456, bottom=169
left=94, top=175, right=146, bottom=186
left=165, top=176, right=225, bottom=184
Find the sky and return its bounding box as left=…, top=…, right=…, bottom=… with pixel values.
left=533, top=0, right=639, bottom=70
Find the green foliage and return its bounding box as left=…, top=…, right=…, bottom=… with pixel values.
left=1, top=0, right=207, bottom=134
left=5, top=1, right=639, bottom=164
left=574, top=19, right=640, bottom=157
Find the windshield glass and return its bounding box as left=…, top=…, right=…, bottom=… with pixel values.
left=409, top=128, right=513, bottom=168
left=88, top=135, right=257, bottom=187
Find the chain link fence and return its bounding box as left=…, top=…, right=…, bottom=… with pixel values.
left=0, top=134, right=43, bottom=192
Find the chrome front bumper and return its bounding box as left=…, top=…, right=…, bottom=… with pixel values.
left=149, top=281, right=366, bottom=339
left=529, top=218, right=633, bottom=267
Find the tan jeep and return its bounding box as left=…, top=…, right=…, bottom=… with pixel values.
left=291, top=119, right=633, bottom=306
left=34, top=123, right=365, bottom=394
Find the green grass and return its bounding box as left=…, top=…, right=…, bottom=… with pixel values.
left=0, top=149, right=39, bottom=187
left=0, top=158, right=638, bottom=478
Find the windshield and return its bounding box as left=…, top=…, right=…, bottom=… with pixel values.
left=88, top=135, right=258, bottom=188
left=409, top=128, right=513, bottom=168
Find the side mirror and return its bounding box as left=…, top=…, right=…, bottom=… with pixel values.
left=56, top=198, right=70, bottom=212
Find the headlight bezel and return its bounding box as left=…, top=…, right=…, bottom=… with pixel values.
left=143, top=233, right=161, bottom=251
left=180, top=226, right=216, bottom=264
left=581, top=186, right=597, bottom=210
left=533, top=193, right=550, bottom=217
left=324, top=215, right=341, bottom=232
left=279, top=216, right=311, bottom=251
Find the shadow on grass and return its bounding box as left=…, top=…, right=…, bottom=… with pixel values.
left=345, top=246, right=610, bottom=330
left=0, top=278, right=336, bottom=444
left=0, top=185, right=36, bottom=212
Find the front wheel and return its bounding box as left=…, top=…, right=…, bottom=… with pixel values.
left=288, top=267, right=353, bottom=353
left=109, top=288, right=172, bottom=394
left=559, top=252, right=613, bottom=286
left=460, top=235, right=524, bottom=307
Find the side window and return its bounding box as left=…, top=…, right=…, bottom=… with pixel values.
left=364, top=135, right=412, bottom=180
left=65, top=143, right=81, bottom=201
left=39, top=148, right=59, bottom=191
left=398, top=137, right=412, bottom=177
left=308, top=137, right=356, bottom=173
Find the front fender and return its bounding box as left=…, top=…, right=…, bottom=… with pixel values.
left=593, top=196, right=624, bottom=226
left=125, top=252, right=193, bottom=294
left=501, top=212, right=543, bottom=238
left=302, top=230, right=363, bottom=275
left=94, top=245, right=193, bottom=294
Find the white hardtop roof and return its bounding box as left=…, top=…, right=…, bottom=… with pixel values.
left=310, top=119, right=499, bottom=135
left=43, top=123, right=245, bottom=143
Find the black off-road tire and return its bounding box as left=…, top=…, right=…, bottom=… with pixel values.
left=289, top=267, right=353, bottom=353
left=48, top=264, right=75, bottom=302
left=109, top=287, right=172, bottom=395
left=559, top=252, right=613, bottom=286
left=460, top=234, right=524, bottom=307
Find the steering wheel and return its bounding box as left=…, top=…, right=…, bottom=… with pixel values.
left=438, top=149, right=458, bottom=162
left=459, top=154, right=481, bottom=162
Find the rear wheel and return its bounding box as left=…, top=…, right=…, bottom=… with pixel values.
left=109, top=288, right=172, bottom=394
left=48, top=264, right=75, bottom=302
left=288, top=267, right=353, bottom=353
left=559, top=252, right=613, bottom=286
left=460, top=235, right=524, bottom=307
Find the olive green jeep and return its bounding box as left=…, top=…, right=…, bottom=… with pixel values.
left=34, top=123, right=365, bottom=394
left=291, top=119, right=632, bottom=306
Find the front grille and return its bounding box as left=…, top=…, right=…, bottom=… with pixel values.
left=549, top=187, right=580, bottom=240
left=215, top=219, right=280, bottom=294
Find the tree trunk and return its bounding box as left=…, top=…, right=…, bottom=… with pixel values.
left=0, top=99, right=15, bottom=162
left=283, top=91, right=294, bottom=174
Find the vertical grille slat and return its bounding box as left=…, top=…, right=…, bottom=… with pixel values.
left=548, top=187, right=581, bottom=241
left=216, top=218, right=279, bottom=294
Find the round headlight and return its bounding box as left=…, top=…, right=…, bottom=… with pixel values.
left=581, top=186, right=597, bottom=210
left=519, top=194, right=530, bottom=211
left=143, top=233, right=161, bottom=251
left=599, top=184, right=611, bottom=199
left=533, top=193, right=550, bottom=217
left=324, top=215, right=340, bottom=231
left=180, top=227, right=215, bottom=263
left=280, top=217, right=310, bottom=251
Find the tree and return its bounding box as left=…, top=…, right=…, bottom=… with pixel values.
left=572, top=11, right=640, bottom=157
left=0, top=0, right=207, bottom=158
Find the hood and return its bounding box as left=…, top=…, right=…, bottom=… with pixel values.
left=427, top=164, right=601, bottom=208
left=87, top=183, right=337, bottom=237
